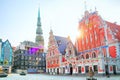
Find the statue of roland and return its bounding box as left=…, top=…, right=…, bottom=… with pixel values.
left=88, top=67, right=94, bottom=78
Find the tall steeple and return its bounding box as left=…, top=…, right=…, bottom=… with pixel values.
left=35, top=8, right=44, bottom=46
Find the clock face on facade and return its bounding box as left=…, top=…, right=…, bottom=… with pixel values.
left=4, top=59, right=8, bottom=65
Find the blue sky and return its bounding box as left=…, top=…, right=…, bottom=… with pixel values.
left=0, top=0, right=120, bottom=48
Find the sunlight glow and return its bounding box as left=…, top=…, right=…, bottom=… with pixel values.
left=76, top=30, right=81, bottom=38
left=70, top=30, right=81, bottom=44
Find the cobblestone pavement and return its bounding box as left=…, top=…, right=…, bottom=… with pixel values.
left=0, top=74, right=120, bottom=80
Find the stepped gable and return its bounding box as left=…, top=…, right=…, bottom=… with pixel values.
left=106, top=21, right=120, bottom=40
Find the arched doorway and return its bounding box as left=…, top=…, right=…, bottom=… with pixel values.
left=69, top=64, right=73, bottom=75
left=78, top=66, right=81, bottom=73
left=48, top=69, right=49, bottom=74
left=113, top=65, right=116, bottom=74
left=57, top=68, right=59, bottom=74
left=85, top=66, right=89, bottom=73
left=105, top=65, right=109, bottom=75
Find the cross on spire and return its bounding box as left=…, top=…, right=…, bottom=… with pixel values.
left=84, top=1, right=87, bottom=11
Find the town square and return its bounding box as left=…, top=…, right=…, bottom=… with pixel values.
left=0, top=0, right=120, bottom=80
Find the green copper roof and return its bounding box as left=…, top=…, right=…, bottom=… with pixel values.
left=36, top=8, right=44, bottom=44
left=36, top=8, right=42, bottom=34
left=38, top=8, right=40, bottom=18
left=0, top=39, right=2, bottom=42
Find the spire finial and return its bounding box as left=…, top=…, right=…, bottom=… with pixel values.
left=49, top=26, right=53, bottom=35
left=95, top=6, right=97, bottom=11
left=84, top=1, right=87, bottom=11
left=90, top=9, right=92, bottom=13
left=94, top=6, right=98, bottom=14
left=50, top=26, right=52, bottom=30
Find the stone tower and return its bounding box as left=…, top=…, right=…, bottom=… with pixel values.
left=35, top=8, right=44, bottom=46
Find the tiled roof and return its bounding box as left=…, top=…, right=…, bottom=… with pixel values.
left=54, top=36, right=69, bottom=55
left=106, top=21, right=120, bottom=40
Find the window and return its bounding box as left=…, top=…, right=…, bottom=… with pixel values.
left=78, top=66, right=81, bottom=73
left=78, top=56, right=81, bottom=60
left=42, top=53, right=45, bottom=57
left=69, top=50, right=72, bottom=55
left=119, top=45, right=120, bottom=52
left=93, top=65, right=98, bottom=72
left=21, top=55, right=24, bottom=59
left=81, top=55, right=84, bottom=59
left=57, top=40, right=61, bottom=46
left=94, top=31, right=97, bottom=40
left=43, top=63, right=45, bottom=66
left=56, top=59, right=59, bottom=64
left=43, top=67, right=45, bottom=69
left=92, top=52, right=96, bottom=58
left=21, top=62, right=24, bottom=65
left=90, top=34, right=92, bottom=42
left=29, top=57, right=31, bottom=59
left=85, top=66, right=89, bottom=73
left=86, top=54, right=89, bottom=59
left=0, top=61, right=3, bottom=65
left=9, top=62, right=12, bottom=65
left=21, top=50, right=24, bottom=53
left=53, top=51, right=54, bottom=55
left=3, top=45, right=10, bottom=61
left=39, top=67, right=41, bottom=69
left=25, top=56, right=28, bottom=60
left=115, top=29, right=119, bottom=32
left=86, top=36, right=88, bottom=43
left=25, top=62, right=27, bottom=65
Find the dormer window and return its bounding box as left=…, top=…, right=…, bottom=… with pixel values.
left=57, top=40, right=61, bottom=46
left=115, top=29, right=119, bottom=33
left=113, top=32, right=117, bottom=35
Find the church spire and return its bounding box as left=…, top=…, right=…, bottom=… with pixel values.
left=35, top=8, right=44, bottom=46
left=36, top=8, right=42, bottom=34
left=84, top=1, right=87, bottom=11
left=38, top=8, right=40, bottom=18
left=37, top=8, right=41, bottom=27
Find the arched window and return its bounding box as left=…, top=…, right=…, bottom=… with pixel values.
left=86, top=54, right=89, bottom=59
left=53, top=51, right=54, bottom=55
left=92, top=52, right=96, bottom=58
left=81, top=55, right=84, bottom=59
left=69, top=50, right=72, bottom=55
